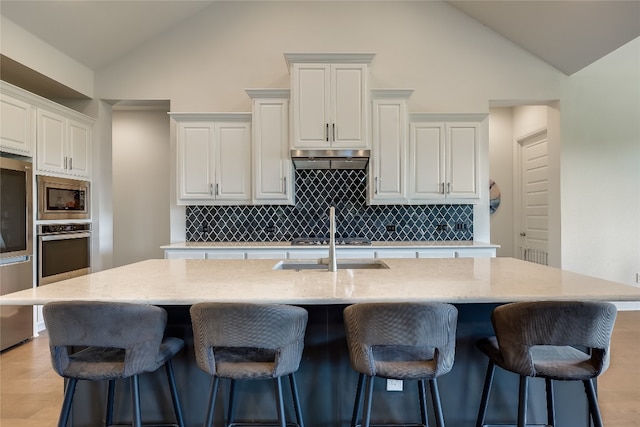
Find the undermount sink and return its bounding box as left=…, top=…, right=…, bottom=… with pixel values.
left=273, top=259, right=389, bottom=271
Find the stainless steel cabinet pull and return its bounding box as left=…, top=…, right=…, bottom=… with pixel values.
left=283, top=176, right=287, bottom=195
left=332, top=123, right=335, bottom=142
left=64, top=157, right=68, bottom=169
left=447, top=182, right=451, bottom=194
left=326, top=123, right=329, bottom=142
left=375, top=177, right=379, bottom=194
left=440, top=182, right=445, bottom=194
left=216, top=183, right=219, bottom=196
left=68, top=157, right=72, bottom=170
left=209, top=183, right=214, bottom=196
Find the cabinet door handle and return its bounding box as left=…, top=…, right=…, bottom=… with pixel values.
left=209, top=183, right=214, bottom=196
left=68, top=157, right=72, bottom=170
left=216, top=183, right=220, bottom=196
left=440, top=182, right=445, bottom=194
left=64, top=157, right=68, bottom=169
left=283, top=176, right=287, bottom=195
left=375, top=177, right=379, bottom=194
left=326, top=123, right=329, bottom=142
left=332, top=123, right=336, bottom=142
left=447, top=182, right=451, bottom=194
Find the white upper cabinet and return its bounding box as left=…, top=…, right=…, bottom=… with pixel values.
left=0, top=91, right=35, bottom=157
left=408, top=114, right=485, bottom=203
left=246, top=89, right=293, bottom=205
left=172, top=113, right=251, bottom=205
left=37, top=107, right=92, bottom=179
left=369, top=89, right=413, bottom=205
left=285, top=53, right=374, bottom=149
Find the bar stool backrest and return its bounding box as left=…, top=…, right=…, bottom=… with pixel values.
left=344, top=302, right=458, bottom=377
left=190, top=303, right=308, bottom=378
left=43, top=301, right=168, bottom=378
left=491, top=301, right=617, bottom=378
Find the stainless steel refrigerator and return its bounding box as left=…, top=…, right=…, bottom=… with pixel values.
left=0, top=156, right=34, bottom=351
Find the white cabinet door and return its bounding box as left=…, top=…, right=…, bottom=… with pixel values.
left=409, top=122, right=445, bottom=200
left=370, top=97, right=408, bottom=204
left=408, top=118, right=481, bottom=203
left=291, top=62, right=368, bottom=149
left=446, top=123, right=479, bottom=199
left=175, top=115, right=252, bottom=205
left=216, top=122, right=251, bottom=201
left=331, top=64, right=367, bottom=148
left=251, top=96, right=293, bottom=204
left=0, top=94, right=34, bottom=156
left=37, top=108, right=92, bottom=179
left=178, top=122, right=215, bottom=201
left=66, top=119, right=91, bottom=178
left=37, top=108, right=67, bottom=174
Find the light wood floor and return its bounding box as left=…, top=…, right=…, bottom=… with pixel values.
left=1, top=311, right=638, bottom=426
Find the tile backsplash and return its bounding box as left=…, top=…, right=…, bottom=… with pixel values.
left=186, top=169, right=473, bottom=242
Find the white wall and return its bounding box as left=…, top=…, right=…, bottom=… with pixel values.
left=488, top=107, right=514, bottom=257
left=0, top=16, right=94, bottom=97
left=112, top=109, right=170, bottom=266
left=561, top=38, right=640, bottom=290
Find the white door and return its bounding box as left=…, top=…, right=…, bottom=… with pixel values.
left=518, top=130, right=549, bottom=265
left=409, top=122, right=445, bottom=200
left=178, top=122, right=214, bottom=201
left=447, top=123, right=479, bottom=199
left=67, top=120, right=91, bottom=178
left=37, top=109, right=67, bottom=174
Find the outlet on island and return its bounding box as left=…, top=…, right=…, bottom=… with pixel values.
left=265, top=226, right=276, bottom=233
left=200, top=224, right=210, bottom=233
left=386, top=224, right=396, bottom=232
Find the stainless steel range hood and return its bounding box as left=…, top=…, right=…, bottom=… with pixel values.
left=290, top=149, right=370, bottom=170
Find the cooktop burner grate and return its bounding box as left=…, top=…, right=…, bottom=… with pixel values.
left=291, top=237, right=371, bottom=246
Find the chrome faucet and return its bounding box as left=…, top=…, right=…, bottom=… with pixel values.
left=327, top=206, right=337, bottom=272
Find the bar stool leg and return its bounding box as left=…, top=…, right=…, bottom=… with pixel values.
left=227, top=379, right=237, bottom=426
left=351, top=373, right=365, bottom=427
left=517, top=376, right=528, bottom=427
left=105, top=379, right=115, bottom=427
left=545, top=378, right=555, bottom=427
left=583, top=379, right=604, bottom=427
left=289, top=373, right=305, bottom=427
left=476, top=361, right=495, bottom=427
left=362, top=375, right=375, bottom=427
left=274, top=377, right=286, bottom=427
left=430, top=378, right=445, bottom=427
left=418, top=380, right=428, bottom=426
left=58, top=378, right=78, bottom=427
left=205, top=377, right=219, bottom=427
left=164, top=360, right=185, bottom=427
left=130, top=375, right=142, bottom=427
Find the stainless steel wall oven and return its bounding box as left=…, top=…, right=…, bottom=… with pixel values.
left=37, top=223, right=91, bottom=286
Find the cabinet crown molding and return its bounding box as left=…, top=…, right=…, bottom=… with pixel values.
left=245, top=89, right=290, bottom=99
left=284, top=53, right=375, bottom=67
left=169, top=112, right=251, bottom=122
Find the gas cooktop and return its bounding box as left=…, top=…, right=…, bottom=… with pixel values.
left=291, top=237, right=371, bottom=246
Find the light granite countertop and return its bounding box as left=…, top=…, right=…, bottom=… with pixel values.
left=2, top=257, right=638, bottom=306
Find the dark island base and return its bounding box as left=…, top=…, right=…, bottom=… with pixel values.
left=69, top=304, right=591, bottom=427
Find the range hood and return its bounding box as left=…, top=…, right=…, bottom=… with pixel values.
left=290, top=149, right=370, bottom=170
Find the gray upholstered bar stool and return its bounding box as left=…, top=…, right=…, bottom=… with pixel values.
left=43, top=301, right=186, bottom=427
left=343, top=302, right=458, bottom=427
left=189, top=302, right=308, bottom=427
left=475, top=301, right=617, bottom=427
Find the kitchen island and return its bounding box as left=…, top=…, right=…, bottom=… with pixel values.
left=2, top=257, right=639, bottom=427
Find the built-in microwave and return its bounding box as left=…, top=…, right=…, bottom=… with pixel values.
left=37, top=175, right=90, bottom=220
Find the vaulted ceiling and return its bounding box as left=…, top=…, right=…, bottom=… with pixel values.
left=1, top=0, right=639, bottom=99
